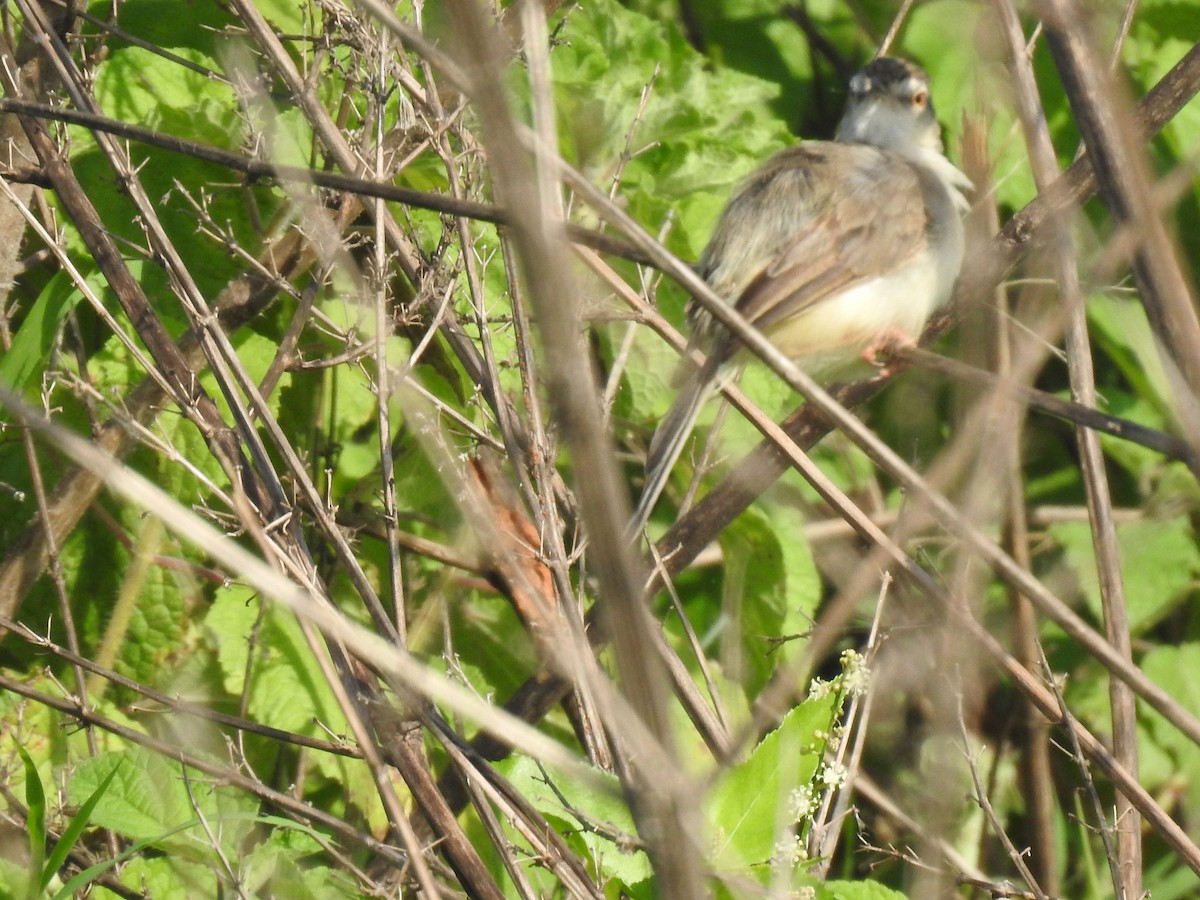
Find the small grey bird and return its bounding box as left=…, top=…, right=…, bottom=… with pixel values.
left=636, top=57, right=971, bottom=527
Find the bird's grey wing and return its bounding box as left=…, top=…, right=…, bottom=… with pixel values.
left=730, top=146, right=930, bottom=336
left=696, top=145, right=834, bottom=304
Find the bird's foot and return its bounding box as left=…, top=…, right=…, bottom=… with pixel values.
left=861, top=329, right=916, bottom=378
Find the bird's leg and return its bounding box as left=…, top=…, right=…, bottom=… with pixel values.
left=861, top=328, right=917, bottom=377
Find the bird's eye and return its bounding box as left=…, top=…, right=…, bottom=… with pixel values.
left=912, top=90, right=929, bottom=109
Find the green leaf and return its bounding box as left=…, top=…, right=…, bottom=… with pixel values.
left=707, top=696, right=836, bottom=868
left=73, top=4, right=281, bottom=305
left=1088, top=292, right=1173, bottom=417
left=1126, top=0, right=1200, bottom=202
left=67, top=749, right=265, bottom=876
left=0, top=857, right=26, bottom=900
left=719, top=510, right=787, bottom=688
left=495, top=757, right=652, bottom=888
left=66, top=750, right=192, bottom=841
left=1141, top=645, right=1200, bottom=824
left=42, top=759, right=124, bottom=890
left=204, top=584, right=346, bottom=736
left=759, top=502, right=822, bottom=631
left=115, top=548, right=189, bottom=686
left=95, top=0, right=237, bottom=147
left=1047, top=517, right=1200, bottom=634
left=15, top=744, right=46, bottom=900
left=1086, top=385, right=1171, bottom=482
left=205, top=582, right=262, bottom=695
left=62, top=850, right=211, bottom=900
left=0, top=272, right=82, bottom=395
left=715, top=505, right=821, bottom=695
left=251, top=0, right=314, bottom=33
left=822, top=881, right=910, bottom=900
left=240, top=824, right=354, bottom=899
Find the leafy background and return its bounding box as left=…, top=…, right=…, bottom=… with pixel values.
left=0, top=0, right=1199, bottom=897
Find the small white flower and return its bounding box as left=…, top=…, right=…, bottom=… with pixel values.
left=808, top=677, right=832, bottom=700
left=772, top=834, right=808, bottom=866
left=840, top=648, right=871, bottom=696
left=794, top=887, right=817, bottom=900
left=827, top=729, right=843, bottom=753
left=820, top=761, right=848, bottom=790
left=789, top=784, right=818, bottom=821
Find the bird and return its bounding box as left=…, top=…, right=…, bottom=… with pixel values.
left=634, top=57, right=971, bottom=530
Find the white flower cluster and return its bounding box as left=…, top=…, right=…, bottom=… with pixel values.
left=839, top=648, right=871, bottom=697
left=819, top=760, right=847, bottom=790
left=807, top=648, right=871, bottom=702
left=771, top=833, right=809, bottom=866
left=807, top=675, right=833, bottom=700
left=790, top=784, right=818, bottom=821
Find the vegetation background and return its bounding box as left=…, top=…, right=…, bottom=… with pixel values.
left=1, top=0, right=1199, bottom=897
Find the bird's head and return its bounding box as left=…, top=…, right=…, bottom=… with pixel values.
left=834, top=57, right=945, bottom=158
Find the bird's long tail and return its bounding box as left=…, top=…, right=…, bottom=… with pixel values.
left=630, top=351, right=726, bottom=536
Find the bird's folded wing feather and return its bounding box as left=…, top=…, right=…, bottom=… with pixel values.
left=712, top=143, right=932, bottom=337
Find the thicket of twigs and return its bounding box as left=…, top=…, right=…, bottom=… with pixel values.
left=2, top=0, right=1200, bottom=897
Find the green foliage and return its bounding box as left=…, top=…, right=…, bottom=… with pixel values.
left=819, top=883, right=909, bottom=900
left=1, top=745, right=121, bottom=900
left=67, top=750, right=245, bottom=851
left=94, top=3, right=236, bottom=145
left=707, top=505, right=821, bottom=696
left=1, top=0, right=1199, bottom=895
left=0, top=274, right=83, bottom=396
left=60, top=750, right=357, bottom=897
left=707, top=695, right=834, bottom=870
left=496, top=757, right=654, bottom=888
left=1048, top=517, right=1200, bottom=634
left=205, top=585, right=346, bottom=735
left=1141, top=645, right=1200, bottom=813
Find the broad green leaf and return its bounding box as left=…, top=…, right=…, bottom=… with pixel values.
left=205, top=583, right=263, bottom=695
left=719, top=510, right=788, bottom=690
left=1141, top=848, right=1200, bottom=900
left=42, top=759, right=124, bottom=891
left=707, top=696, right=836, bottom=868
left=240, top=827, right=355, bottom=899
left=114, top=552, right=189, bottom=687
left=1125, top=0, right=1200, bottom=227
left=557, top=0, right=793, bottom=432
left=67, top=751, right=194, bottom=841
left=0, top=857, right=26, bottom=900
left=822, top=881, right=910, bottom=899
left=1087, top=385, right=1171, bottom=482
left=50, top=818, right=203, bottom=900
left=0, top=273, right=82, bottom=394
left=496, top=756, right=652, bottom=888
left=67, top=749, right=257, bottom=861
left=204, top=585, right=347, bottom=737
left=1047, top=518, right=1200, bottom=634
left=94, top=0, right=238, bottom=147
left=105, top=854, right=214, bottom=899
left=1141, top=645, right=1200, bottom=817
left=714, top=505, right=821, bottom=695
left=1088, top=292, right=1173, bottom=417
left=251, top=0, right=317, bottom=33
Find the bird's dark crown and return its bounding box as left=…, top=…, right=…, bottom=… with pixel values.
left=849, top=57, right=930, bottom=96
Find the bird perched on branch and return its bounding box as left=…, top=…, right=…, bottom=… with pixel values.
left=636, top=57, right=971, bottom=526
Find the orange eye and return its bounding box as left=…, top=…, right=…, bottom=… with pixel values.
left=912, top=90, right=929, bottom=109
